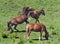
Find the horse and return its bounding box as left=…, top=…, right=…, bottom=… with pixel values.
left=23, top=7, right=45, bottom=23
left=26, top=23, right=49, bottom=40
left=29, top=9, right=45, bottom=23
left=7, top=7, right=33, bottom=33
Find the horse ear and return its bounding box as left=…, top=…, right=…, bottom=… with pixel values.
left=23, top=6, right=29, bottom=12
left=41, top=8, right=44, bottom=11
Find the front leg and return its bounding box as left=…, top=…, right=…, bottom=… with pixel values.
left=36, top=19, right=40, bottom=23
left=14, top=24, right=19, bottom=32
left=40, top=31, right=42, bottom=40
left=25, top=20, right=29, bottom=24
left=26, top=29, right=31, bottom=40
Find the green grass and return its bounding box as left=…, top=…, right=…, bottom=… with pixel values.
left=0, top=0, right=60, bottom=44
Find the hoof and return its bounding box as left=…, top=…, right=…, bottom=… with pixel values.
left=46, top=38, right=48, bottom=40
left=7, top=29, right=10, bottom=31
left=10, top=31, right=13, bottom=33
left=16, top=30, right=19, bottom=32
left=40, top=38, right=42, bottom=40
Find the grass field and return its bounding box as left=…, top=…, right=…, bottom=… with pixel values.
left=0, top=0, right=60, bottom=44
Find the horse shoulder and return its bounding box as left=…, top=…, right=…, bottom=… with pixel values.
left=34, top=11, right=39, bottom=17
left=33, top=11, right=37, bottom=14
left=28, top=23, right=35, bottom=29
left=39, top=24, right=46, bottom=31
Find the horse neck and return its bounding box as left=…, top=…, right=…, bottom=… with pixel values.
left=37, top=10, right=42, bottom=15
left=24, top=11, right=29, bottom=16
left=22, top=13, right=29, bottom=19
left=44, top=26, right=48, bottom=35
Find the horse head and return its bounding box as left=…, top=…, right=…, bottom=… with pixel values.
left=40, top=9, right=45, bottom=16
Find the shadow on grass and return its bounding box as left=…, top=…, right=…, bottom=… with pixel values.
left=9, top=30, right=26, bottom=34
left=14, top=30, right=26, bottom=33
left=32, top=38, right=48, bottom=41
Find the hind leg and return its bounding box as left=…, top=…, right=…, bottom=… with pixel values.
left=10, top=25, right=14, bottom=33
left=7, top=25, right=13, bottom=33
left=7, top=23, right=11, bottom=31
left=8, top=26, right=13, bottom=33
left=8, top=27, right=11, bottom=31
left=27, top=31, right=31, bottom=39
left=14, top=24, right=19, bottom=32
left=10, top=28, right=13, bottom=33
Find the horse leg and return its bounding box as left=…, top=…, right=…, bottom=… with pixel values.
left=8, top=25, right=13, bottom=33
left=10, top=24, right=13, bottom=33
left=26, top=29, right=31, bottom=39
left=25, top=20, right=29, bottom=24
left=8, top=26, right=11, bottom=31
left=7, top=22, right=11, bottom=31
left=39, top=31, right=42, bottom=40
left=14, top=24, right=19, bottom=32
left=36, top=19, right=39, bottom=23
left=10, top=27, right=13, bottom=33
left=27, top=32, right=31, bottom=40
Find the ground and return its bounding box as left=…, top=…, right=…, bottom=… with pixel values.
left=0, top=0, right=60, bottom=44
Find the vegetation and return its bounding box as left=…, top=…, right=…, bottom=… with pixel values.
left=0, top=0, right=60, bottom=44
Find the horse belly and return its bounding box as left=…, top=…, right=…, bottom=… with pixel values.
left=33, top=28, right=41, bottom=32
left=31, top=14, right=38, bottom=19
left=16, top=17, right=27, bottom=24
left=34, top=26, right=41, bottom=32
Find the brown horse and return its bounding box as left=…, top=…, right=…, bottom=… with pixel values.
left=7, top=7, right=33, bottom=33
left=29, top=9, right=45, bottom=23
left=23, top=7, right=45, bottom=23
left=26, top=23, right=49, bottom=40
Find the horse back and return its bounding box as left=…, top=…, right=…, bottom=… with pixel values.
left=10, top=15, right=28, bottom=24
left=27, top=23, right=46, bottom=31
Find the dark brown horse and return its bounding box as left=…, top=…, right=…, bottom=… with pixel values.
left=23, top=7, right=45, bottom=23
left=7, top=7, right=33, bottom=33
left=26, top=23, right=49, bottom=40
left=29, top=9, right=45, bottom=23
